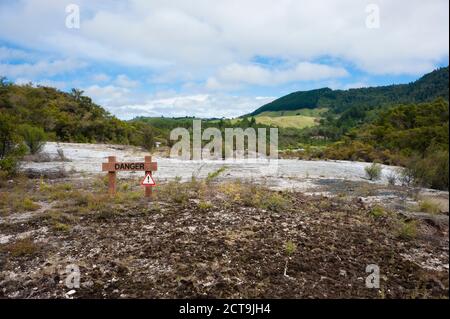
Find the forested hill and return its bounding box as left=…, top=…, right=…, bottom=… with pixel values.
left=249, top=66, right=449, bottom=116
left=0, top=78, right=155, bottom=147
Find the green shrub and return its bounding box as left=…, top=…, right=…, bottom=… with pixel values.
left=18, top=124, right=46, bottom=154
left=386, top=173, right=397, bottom=186
left=365, top=163, right=382, bottom=181
left=260, top=192, right=289, bottom=212
left=405, top=149, right=449, bottom=190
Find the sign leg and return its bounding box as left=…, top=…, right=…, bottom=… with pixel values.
left=145, top=171, right=153, bottom=199
left=108, top=156, right=116, bottom=196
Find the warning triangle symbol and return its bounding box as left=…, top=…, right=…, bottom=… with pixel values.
left=142, top=173, right=156, bottom=186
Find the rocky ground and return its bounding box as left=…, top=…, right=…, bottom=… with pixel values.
left=21, top=142, right=401, bottom=189
left=0, top=172, right=448, bottom=299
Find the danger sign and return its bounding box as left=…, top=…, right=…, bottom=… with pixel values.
left=102, top=155, right=157, bottom=199
left=142, top=173, right=156, bottom=186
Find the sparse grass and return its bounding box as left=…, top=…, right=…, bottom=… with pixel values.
left=157, top=178, right=191, bottom=205
left=398, top=220, right=418, bottom=240
left=418, top=199, right=441, bottom=214
left=11, top=197, right=40, bottom=212
left=219, top=180, right=290, bottom=212
left=45, top=210, right=77, bottom=224
left=86, top=194, right=110, bottom=212
left=2, top=238, right=39, bottom=257
left=93, top=175, right=109, bottom=190
left=71, top=190, right=92, bottom=206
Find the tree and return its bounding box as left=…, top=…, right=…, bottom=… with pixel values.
left=0, top=114, right=26, bottom=177
left=141, top=126, right=155, bottom=151
left=0, top=114, right=17, bottom=159
left=70, top=88, right=84, bottom=101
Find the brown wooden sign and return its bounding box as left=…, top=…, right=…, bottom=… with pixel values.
left=102, top=155, right=157, bottom=198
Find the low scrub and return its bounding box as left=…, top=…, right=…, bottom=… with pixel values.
left=365, top=163, right=382, bottom=181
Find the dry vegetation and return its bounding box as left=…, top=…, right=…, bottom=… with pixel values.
left=0, top=174, right=448, bottom=298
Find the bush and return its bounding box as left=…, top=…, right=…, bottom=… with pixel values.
left=18, top=124, right=46, bottom=154
left=365, top=163, right=382, bottom=181
left=402, top=149, right=449, bottom=190
left=386, top=173, right=397, bottom=186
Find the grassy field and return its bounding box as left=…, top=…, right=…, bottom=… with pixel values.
left=257, top=107, right=328, bottom=117
left=254, top=115, right=318, bottom=128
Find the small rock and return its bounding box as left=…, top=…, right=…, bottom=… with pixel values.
left=65, top=289, right=76, bottom=297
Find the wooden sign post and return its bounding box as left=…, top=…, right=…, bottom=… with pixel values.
left=102, top=155, right=157, bottom=198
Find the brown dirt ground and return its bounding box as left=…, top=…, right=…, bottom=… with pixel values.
left=0, top=177, right=448, bottom=299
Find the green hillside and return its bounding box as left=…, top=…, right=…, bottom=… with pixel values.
left=249, top=67, right=449, bottom=117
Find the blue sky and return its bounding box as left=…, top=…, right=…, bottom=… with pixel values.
left=1, top=0, right=448, bottom=119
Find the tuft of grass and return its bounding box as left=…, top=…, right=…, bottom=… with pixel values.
left=52, top=222, right=71, bottom=232
left=365, top=163, right=382, bottom=181
left=121, top=182, right=130, bottom=192
left=419, top=199, right=441, bottom=215
left=398, top=220, right=418, bottom=240
left=370, top=206, right=386, bottom=218
left=259, top=192, right=290, bottom=212
left=206, top=166, right=227, bottom=183
left=198, top=201, right=213, bottom=212
left=2, top=238, right=39, bottom=257
left=284, top=240, right=297, bottom=255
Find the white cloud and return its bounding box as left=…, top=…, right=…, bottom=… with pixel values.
left=206, top=62, right=349, bottom=90
left=0, top=0, right=447, bottom=75
left=0, top=58, right=87, bottom=79
left=80, top=83, right=275, bottom=119
left=114, top=94, right=275, bottom=119
left=82, top=84, right=133, bottom=107
left=114, top=74, right=139, bottom=88
left=91, top=73, right=111, bottom=82
left=0, top=46, right=31, bottom=61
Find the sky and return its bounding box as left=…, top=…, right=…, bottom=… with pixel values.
left=0, top=0, right=449, bottom=119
